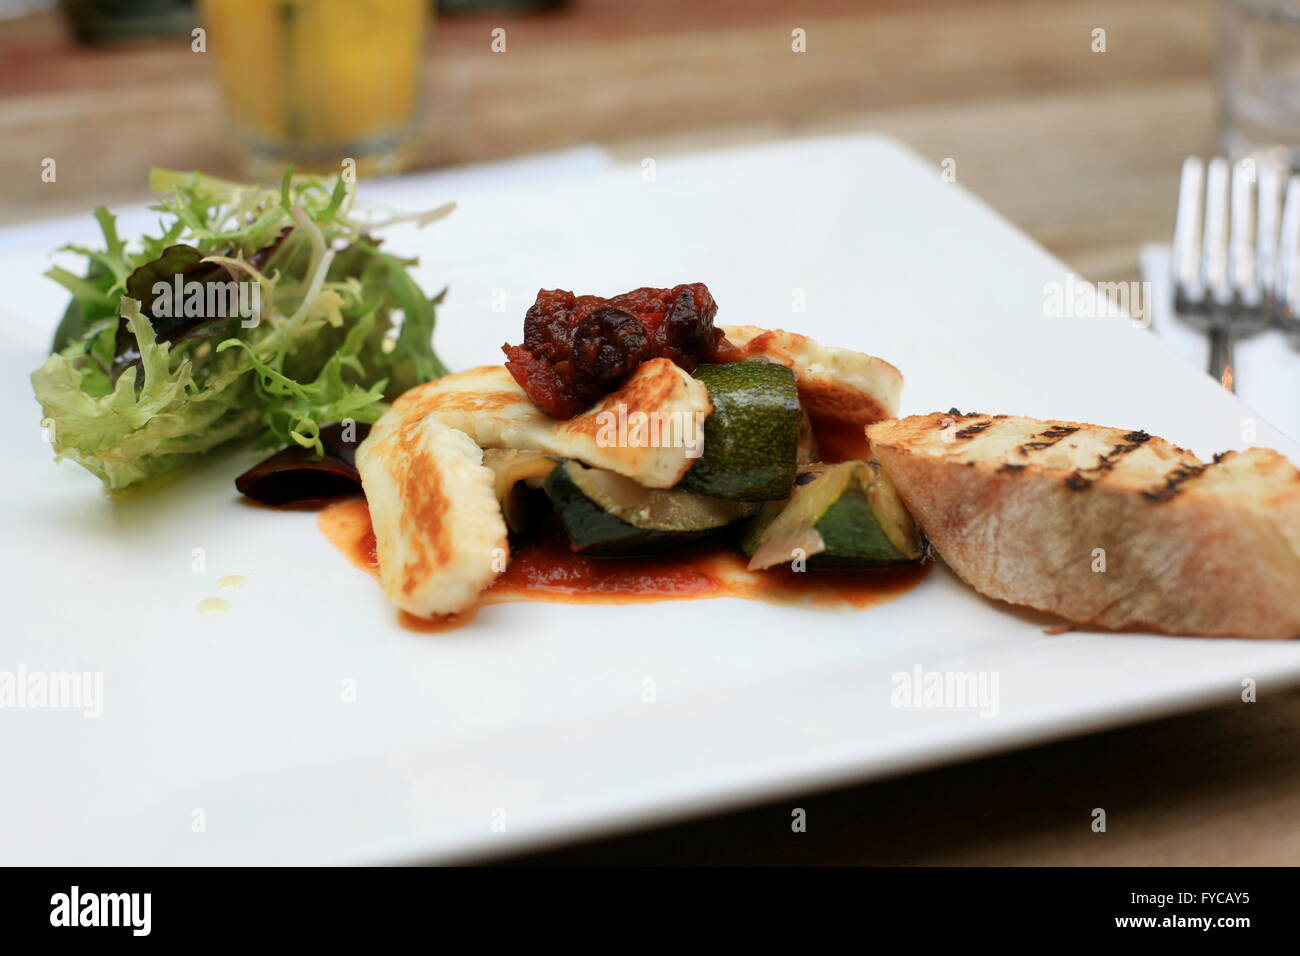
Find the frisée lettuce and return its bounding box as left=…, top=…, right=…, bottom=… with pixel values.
left=31, top=169, right=453, bottom=491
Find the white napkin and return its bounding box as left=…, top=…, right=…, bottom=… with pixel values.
left=1140, top=242, right=1300, bottom=441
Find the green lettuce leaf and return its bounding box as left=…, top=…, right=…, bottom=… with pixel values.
left=31, top=168, right=454, bottom=492
left=33, top=299, right=261, bottom=489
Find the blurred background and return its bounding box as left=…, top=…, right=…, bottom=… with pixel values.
left=0, top=0, right=1251, bottom=290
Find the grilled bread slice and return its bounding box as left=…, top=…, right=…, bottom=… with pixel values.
left=866, top=412, right=1300, bottom=638
left=357, top=415, right=508, bottom=618
left=720, top=325, right=901, bottom=425
left=369, top=358, right=710, bottom=488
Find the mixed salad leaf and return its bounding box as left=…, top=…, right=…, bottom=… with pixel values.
left=32, top=168, right=452, bottom=491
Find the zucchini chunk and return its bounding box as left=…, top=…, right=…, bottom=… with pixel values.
left=680, top=361, right=802, bottom=501
left=546, top=459, right=757, bottom=555
left=481, top=449, right=557, bottom=533
left=742, top=460, right=924, bottom=570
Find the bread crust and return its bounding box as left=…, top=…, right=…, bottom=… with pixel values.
left=867, top=412, right=1300, bottom=638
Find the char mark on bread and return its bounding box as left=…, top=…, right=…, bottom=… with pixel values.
left=865, top=411, right=1300, bottom=639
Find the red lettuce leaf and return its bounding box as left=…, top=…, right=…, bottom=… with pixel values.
left=235, top=422, right=371, bottom=507
left=113, top=244, right=240, bottom=380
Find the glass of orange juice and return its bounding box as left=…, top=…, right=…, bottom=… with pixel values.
left=201, top=0, right=428, bottom=178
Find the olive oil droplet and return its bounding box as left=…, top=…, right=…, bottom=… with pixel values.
left=217, top=575, right=247, bottom=591
left=197, top=597, right=230, bottom=615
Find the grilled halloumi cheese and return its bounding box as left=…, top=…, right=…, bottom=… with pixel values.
left=721, top=325, right=901, bottom=425
left=867, top=412, right=1300, bottom=639
left=353, top=328, right=903, bottom=617
left=370, top=357, right=711, bottom=488
left=356, top=414, right=508, bottom=617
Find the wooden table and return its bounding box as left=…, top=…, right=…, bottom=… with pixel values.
left=5, top=0, right=1298, bottom=866
left=0, top=0, right=1217, bottom=285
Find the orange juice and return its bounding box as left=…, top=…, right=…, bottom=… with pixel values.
left=202, top=0, right=428, bottom=176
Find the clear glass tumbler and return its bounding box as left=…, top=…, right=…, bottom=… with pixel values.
left=1219, top=0, right=1300, bottom=166
left=202, top=0, right=429, bottom=180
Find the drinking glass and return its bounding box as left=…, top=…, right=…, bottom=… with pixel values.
left=202, top=0, right=429, bottom=179
left=1219, top=0, right=1300, bottom=166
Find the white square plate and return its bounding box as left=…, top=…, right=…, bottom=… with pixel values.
left=4, top=135, right=1299, bottom=865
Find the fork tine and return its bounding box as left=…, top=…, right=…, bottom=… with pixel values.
left=1172, top=156, right=1204, bottom=302
left=1202, top=156, right=1232, bottom=308
left=1278, top=174, right=1300, bottom=322
left=1256, top=159, right=1281, bottom=308
left=1230, top=159, right=1260, bottom=308
left=1171, top=155, right=1276, bottom=392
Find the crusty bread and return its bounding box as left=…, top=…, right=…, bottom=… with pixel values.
left=866, top=412, right=1300, bottom=638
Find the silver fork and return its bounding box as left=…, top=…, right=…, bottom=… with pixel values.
left=1275, top=172, right=1300, bottom=342
left=1171, top=156, right=1275, bottom=391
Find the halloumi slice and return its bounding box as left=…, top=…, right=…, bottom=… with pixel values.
left=356, top=414, right=508, bottom=617
left=371, top=357, right=711, bottom=488
left=721, top=325, right=901, bottom=424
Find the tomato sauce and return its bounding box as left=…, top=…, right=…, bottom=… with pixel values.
left=317, top=496, right=928, bottom=633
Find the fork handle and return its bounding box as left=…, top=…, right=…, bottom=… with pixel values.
left=1208, top=324, right=1235, bottom=392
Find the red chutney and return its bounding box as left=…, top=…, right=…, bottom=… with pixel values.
left=502, top=284, right=724, bottom=418
left=317, top=497, right=928, bottom=634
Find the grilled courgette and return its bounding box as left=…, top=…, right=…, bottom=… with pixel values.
left=481, top=449, right=557, bottom=533
left=680, top=361, right=801, bottom=501
left=546, top=459, right=756, bottom=555
left=741, top=460, right=924, bottom=570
